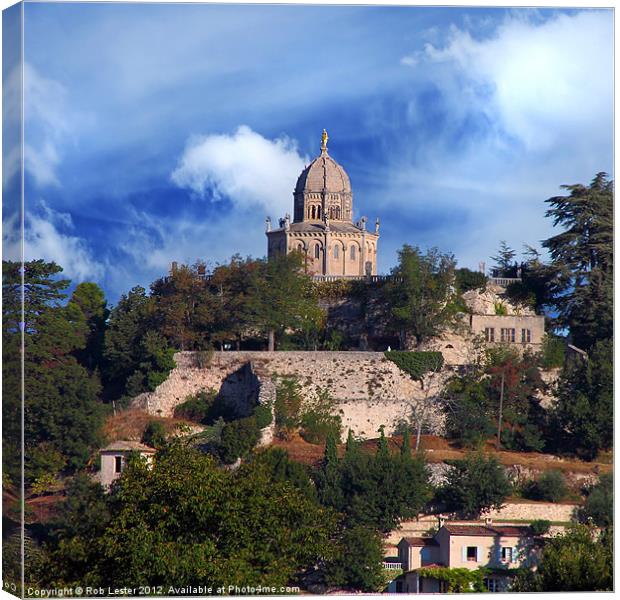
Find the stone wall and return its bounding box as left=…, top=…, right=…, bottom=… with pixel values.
left=131, top=351, right=449, bottom=440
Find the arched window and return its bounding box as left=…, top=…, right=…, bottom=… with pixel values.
left=311, top=206, right=316, bottom=219
left=335, top=207, right=341, bottom=219
left=314, top=244, right=321, bottom=259
left=333, top=244, right=339, bottom=259
left=350, top=244, right=356, bottom=260
left=298, top=243, right=304, bottom=253
left=317, top=206, right=322, bottom=219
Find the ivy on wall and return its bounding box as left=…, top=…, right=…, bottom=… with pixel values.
left=416, top=566, right=487, bottom=593
left=384, top=351, right=444, bottom=381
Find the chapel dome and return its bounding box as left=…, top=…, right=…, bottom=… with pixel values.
left=294, top=136, right=351, bottom=195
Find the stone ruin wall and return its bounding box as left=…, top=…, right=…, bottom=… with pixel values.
left=132, top=351, right=450, bottom=440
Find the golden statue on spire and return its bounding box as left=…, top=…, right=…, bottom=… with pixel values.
left=321, top=128, right=329, bottom=152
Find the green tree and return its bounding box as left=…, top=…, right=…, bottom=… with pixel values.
left=337, top=428, right=430, bottom=533
left=490, top=241, right=517, bottom=278
left=505, top=245, right=554, bottom=313
left=513, top=525, right=612, bottom=591
left=316, top=430, right=344, bottom=510
left=543, top=173, right=613, bottom=350
left=443, top=375, right=495, bottom=449
left=250, top=448, right=317, bottom=500
left=3, top=261, right=106, bottom=482
left=40, top=443, right=337, bottom=588
left=324, top=525, right=386, bottom=592
left=103, top=287, right=175, bottom=401
left=439, top=452, right=512, bottom=518
left=37, top=474, right=111, bottom=586
left=550, top=339, right=612, bottom=459
left=454, top=267, right=487, bottom=293
left=250, top=252, right=321, bottom=351
left=209, top=255, right=262, bottom=350
left=150, top=263, right=218, bottom=351
left=385, top=245, right=457, bottom=348
left=218, top=416, right=261, bottom=464
left=66, top=282, right=109, bottom=371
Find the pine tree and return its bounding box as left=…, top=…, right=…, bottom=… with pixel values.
left=543, top=172, right=613, bottom=349
left=491, top=241, right=518, bottom=277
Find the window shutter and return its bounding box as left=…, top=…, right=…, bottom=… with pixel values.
left=462, top=547, right=467, bottom=562
left=496, top=546, right=502, bottom=562
left=512, top=546, right=518, bottom=563
left=477, top=546, right=482, bottom=562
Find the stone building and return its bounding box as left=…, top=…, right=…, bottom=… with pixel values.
left=266, top=130, right=379, bottom=278
left=99, top=440, right=155, bottom=490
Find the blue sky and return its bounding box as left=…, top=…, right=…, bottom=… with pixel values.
left=3, top=3, right=614, bottom=303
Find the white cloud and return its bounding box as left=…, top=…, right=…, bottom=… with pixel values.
left=3, top=202, right=104, bottom=282
left=23, top=63, right=91, bottom=187
left=171, top=125, right=308, bottom=217
left=419, top=11, right=612, bottom=152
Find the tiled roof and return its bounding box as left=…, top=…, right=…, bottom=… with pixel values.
left=401, top=537, right=439, bottom=547
left=101, top=440, right=156, bottom=453
left=443, top=524, right=530, bottom=538
left=273, top=222, right=367, bottom=234
left=295, top=152, right=352, bottom=195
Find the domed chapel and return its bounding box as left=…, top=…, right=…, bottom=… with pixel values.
left=265, top=130, right=380, bottom=278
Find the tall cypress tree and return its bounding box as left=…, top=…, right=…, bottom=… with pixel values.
left=400, top=428, right=411, bottom=458
left=316, top=430, right=343, bottom=510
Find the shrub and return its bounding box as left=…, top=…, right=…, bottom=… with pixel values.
left=523, top=470, right=567, bottom=502
left=274, top=376, right=303, bottom=436
left=142, top=421, right=167, bottom=449
left=173, top=389, right=216, bottom=423
left=300, top=388, right=342, bottom=445
left=384, top=351, right=444, bottom=381
left=530, top=519, right=551, bottom=536
left=539, top=335, right=566, bottom=369
left=253, top=404, right=273, bottom=429
left=577, top=473, right=612, bottom=527
left=193, top=347, right=214, bottom=369
left=218, top=416, right=261, bottom=464
left=494, top=301, right=508, bottom=316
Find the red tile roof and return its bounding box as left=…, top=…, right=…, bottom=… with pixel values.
left=401, top=537, right=439, bottom=547
left=443, top=524, right=530, bottom=537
